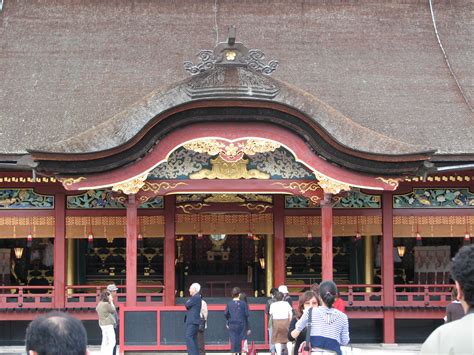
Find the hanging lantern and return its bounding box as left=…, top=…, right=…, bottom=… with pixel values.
left=14, top=247, right=24, bottom=259
left=464, top=217, right=471, bottom=244
left=138, top=233, right=144, bottom=248
left=397, top=246, right=406, bottom=258
left=26, top=234, right=33, bottom=248
left=87, top=233, right=94, bottom=249
left=354, top=216, right=362, bottom=241
left=306, top=217, right=313, bottom=240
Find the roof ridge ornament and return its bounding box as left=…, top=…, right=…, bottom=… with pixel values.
left=184, top=26, right=279, bottom=76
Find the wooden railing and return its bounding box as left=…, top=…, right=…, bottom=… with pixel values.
left=288, top=283, right=383, bottom=307
left=394, top=284, right=453, bottom=307
left=0, top=286, right=54, bottom=309
left=64, top=284, right=165, bottom=308
left=0, top=284, right=452, bottom=310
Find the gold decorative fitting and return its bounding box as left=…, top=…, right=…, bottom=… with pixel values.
left=59, top=177, right=87, bottom=187
left=184, top=138, right=280, bottom=163
left=376, top=177, right=400, bottom=189
left=240, top=203, right=272, bottom=214
left=176, top=203, right=210, bottom=214
left=112, top=173, right=148, bottom=195
left=204, top=194, right=245, bottom=203
left=313, top=172, right=351, bottom=194
left=141, top=181, right=188, bottom=194
left=225, top=50, right=237, bottom=61
left=272, top=181, right=321, bottom=194
left=190, top=156, right=270, bottom=179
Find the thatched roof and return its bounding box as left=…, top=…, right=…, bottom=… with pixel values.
left=1, top=0, right=473, bottom=161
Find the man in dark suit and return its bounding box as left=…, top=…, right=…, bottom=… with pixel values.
left=185, top=283, right=202, bottom=355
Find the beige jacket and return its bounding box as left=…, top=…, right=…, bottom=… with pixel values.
left=421, top=313, right=474, bottom=355
left=96, top=301, right=116, bottom=326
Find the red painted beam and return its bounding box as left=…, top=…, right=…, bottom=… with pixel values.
left=273, top=195, right=285, bottom=287
left=164, top=195, right=176, bottom=306
left=125, top=195, right=138, bottom=307
left=321, top=202, right=333, bottom=280
left=382, top=191, right=395, bottom=343
left=53, top=193, right=66, bottom=309
left=64, top=123, right=398, bottom=192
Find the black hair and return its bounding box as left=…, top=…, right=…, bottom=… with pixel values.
left=232, top=287, right=241, bottom=298
left=25, top=312, right=88, bottom=355
left=270, top=287, right=278, bottom=296
left=319, top=280, right=338, bottom=308
left=274, top=291, right=284, bottom=301
left=240, top=292, right=248, bottom=304
left=451, top=244, right=474, bottom=307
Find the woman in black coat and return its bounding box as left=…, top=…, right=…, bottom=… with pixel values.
left=288, top=290, right=319, bottom=355
left=225, top=287, right=250, bottom=355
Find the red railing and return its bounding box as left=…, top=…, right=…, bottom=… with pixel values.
left=289, top=283, right=383, bottom=307
left=65, top=284, right=164, bottom=308
left=0, top=286, right=54, bottom=309
left=0, top=284, right=452, bottom=310
left=394, top=284, right=453, bottom=307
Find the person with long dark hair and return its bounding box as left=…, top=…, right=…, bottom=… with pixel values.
left=288, top=291, right=319, bottom=355
left=291, top=281, right=349, bottom=355
left=224, top=287, right=249, bottom=355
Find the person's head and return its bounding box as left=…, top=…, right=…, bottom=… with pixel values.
left=106, top=283, right=118, bottom=296
left=189, top=283, right=201, bottom=296
left=25, top=312, right=88, bottom=355
left=310, top=283, right=322, bottom=304
left=231, top=287, right=241, bottom=299
left=240, top=292, right=248, bottom=304
left=278, top=285, right=289, bottom=295
left=99, top=290, right=110, bottom=303
left=270, top=287, right=278, bottom=298
left=451, top=244, right=474, bottom=311
left=274, top=291, right=284, bottom=302
left=296, top=291, right=318, bottom=318
left=319, top=280, right=338, bottom=308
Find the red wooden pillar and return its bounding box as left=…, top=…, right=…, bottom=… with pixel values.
left=273, top=195, right=285, bottom=287
left=53, top=193, right=66, bottom=309
left=126, top=195, right=138, bottom=307
left=382, top=191, right=395, bottom=343
left=321, top=200, right=334, bottom=280
left=164, top=195, right=176, bottom=306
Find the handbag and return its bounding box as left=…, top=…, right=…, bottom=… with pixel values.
left=198, top=317, right=206, bottom=332
left=298, top=307, right=312, bottom=355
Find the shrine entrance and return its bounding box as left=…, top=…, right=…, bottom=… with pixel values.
left=176, top=233, right=267, bottom=298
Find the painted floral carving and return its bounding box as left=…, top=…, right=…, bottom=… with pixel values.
left=393, top=188, right=474, bottom=208
left=148, top=148, right=210, bottom=180
left=0, top=189, right=54, bottom=209
left=334, top=189, right=381, bottom=208
left=249, top=149, right=313, bottom=179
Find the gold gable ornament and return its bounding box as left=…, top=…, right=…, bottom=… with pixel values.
left=190, top=156, right=270, bottom=179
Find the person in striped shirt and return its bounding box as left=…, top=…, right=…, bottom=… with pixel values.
left=291, top=281, right=350, bottom=355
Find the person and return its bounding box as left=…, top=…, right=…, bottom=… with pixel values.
left=278, top=285, right=293, bottom=306
left=185, top=283, right=202, bottom=355
left=239, top=292, right=251, bottom=353
left=106, top=283, right=119, bottom=355
left=421, top=244, right=474, bottom=354
left=269, top=291, right=293, bottom=355
left=288, top=291, right=319, bottom=355
left=265, top=287, right=278, bottom=355
left=291, top=281, right=350, bottom=355
left=332, top=290, right=346, bottom=314
left=96, top=290, right=117, bottom=355
left=25, top=311, right=89, bottom=355
left=444, top=287, right=464, bottom=323
left=224, top=287, right=250, bottom=355
left=197, top=295, right=208, bottom=355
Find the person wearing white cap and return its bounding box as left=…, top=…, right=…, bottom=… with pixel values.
left=278, top=285, right=293, bottom=307
left=106, top=284, right=119, bottom=355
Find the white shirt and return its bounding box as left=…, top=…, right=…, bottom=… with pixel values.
left=269, top=300, right=293, bottom=320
